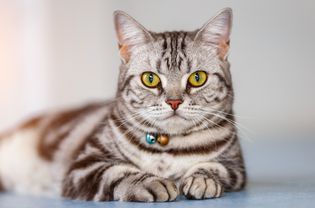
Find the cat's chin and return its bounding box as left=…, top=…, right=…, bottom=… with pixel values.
left=156, top=116, right=192, bottom=135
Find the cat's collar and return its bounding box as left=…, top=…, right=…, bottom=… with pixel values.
left=145, top=133, right=169, bottom=146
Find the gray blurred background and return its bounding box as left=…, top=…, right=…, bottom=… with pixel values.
left=0, top=0, right=314, bottom=139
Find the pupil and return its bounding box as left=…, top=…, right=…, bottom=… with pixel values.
left=148, top=74, right=154, bottom=83
left=195, top=73, right=200, bottom=82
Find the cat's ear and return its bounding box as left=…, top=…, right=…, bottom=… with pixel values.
left=195, top=8, right=233, bottom=60
left=114, top=11, right=153, bottom=63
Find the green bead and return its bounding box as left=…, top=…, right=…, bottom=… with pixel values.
left=146, top=133, right=157, bottom=144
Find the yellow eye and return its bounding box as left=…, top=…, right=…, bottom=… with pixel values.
left=141, top=72, right=161, bottom=88
left=188, top=71, right=208, bottom=87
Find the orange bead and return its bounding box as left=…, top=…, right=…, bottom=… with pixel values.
left=157, top=135, right=169, bottom=146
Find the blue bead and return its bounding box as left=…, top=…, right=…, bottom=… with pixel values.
left=146, top=133, right=156, bottom=144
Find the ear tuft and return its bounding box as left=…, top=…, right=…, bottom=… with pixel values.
left=195, top=8, right=233, bottom=60
left=113, top=11, right=152, bottom=63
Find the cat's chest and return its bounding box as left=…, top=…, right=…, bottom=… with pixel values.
left=112, top=125, right=232, bottom=179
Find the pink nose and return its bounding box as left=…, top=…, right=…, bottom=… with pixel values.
left=166, top=99, right=183, bottom=110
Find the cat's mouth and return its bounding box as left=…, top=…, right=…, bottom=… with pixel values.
left=164, top=112, right=188, bottom=121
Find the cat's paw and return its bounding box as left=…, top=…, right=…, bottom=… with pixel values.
left=120, top=175, right=179, bottom=202
left=181, top=175, right=223, bottom=200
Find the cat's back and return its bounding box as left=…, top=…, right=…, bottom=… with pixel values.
left=0, top=101, right=112, bottom=195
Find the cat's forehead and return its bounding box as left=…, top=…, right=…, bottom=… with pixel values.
left=151, top=31, right=196, bottom=76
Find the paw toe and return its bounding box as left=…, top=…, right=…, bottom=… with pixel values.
left=182, top=176, right=223, bottom=200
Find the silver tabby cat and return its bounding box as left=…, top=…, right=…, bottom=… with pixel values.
left=0, top=8, right=246, bottom=202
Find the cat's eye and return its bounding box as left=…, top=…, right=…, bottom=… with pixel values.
left=141, top=72, right=161, bottom=88
left=188, top=71, right=208, bottom=87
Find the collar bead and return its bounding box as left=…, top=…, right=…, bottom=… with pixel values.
left=157, top=135, right=169, bottom=146
left=145, top=133, right=157, bottom=144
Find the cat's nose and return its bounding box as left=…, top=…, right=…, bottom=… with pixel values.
left=165, top=99, right=183, bottom=110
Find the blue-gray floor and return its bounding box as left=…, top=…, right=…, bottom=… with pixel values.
left=1, top=137, right=315, bottom=208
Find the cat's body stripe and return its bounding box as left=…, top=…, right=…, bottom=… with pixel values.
left=37, top=103, right=106, bottom=161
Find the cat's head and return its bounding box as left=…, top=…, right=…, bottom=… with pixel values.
left=114, top=8, right=234, bottom=135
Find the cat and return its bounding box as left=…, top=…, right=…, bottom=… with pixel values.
left=0, top=8, right=246, bottom=202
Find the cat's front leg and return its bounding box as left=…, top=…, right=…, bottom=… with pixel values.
left=62, top=161, right=178, bottom=202
left=180, top=161, right=245, bottom=200
left=114, top=171, right=178, bottom=202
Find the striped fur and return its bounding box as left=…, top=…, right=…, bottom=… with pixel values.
left=0, top=8, right=246, bottom=201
